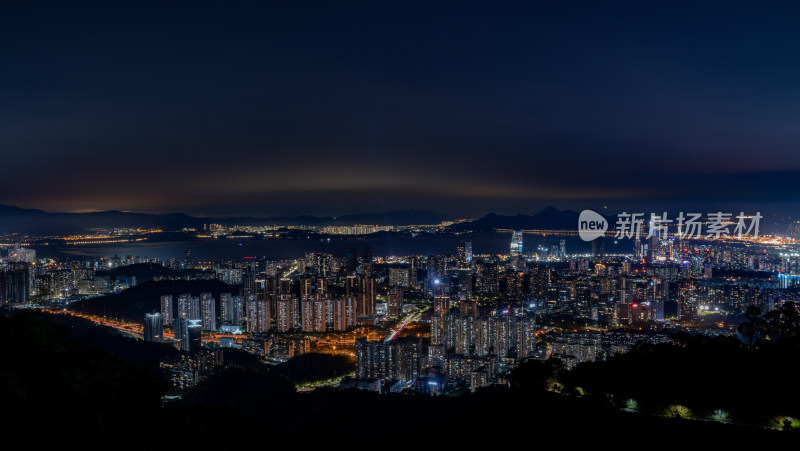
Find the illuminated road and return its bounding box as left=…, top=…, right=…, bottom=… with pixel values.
left=45, top=309, right=389, bottom=353
left=312, top=327, right=385, bottom=356
left=47, top=309, right=146, bottom=338
left=43, top=309, right=244, bottom=343
left=385, top=310, right=423, bottom=342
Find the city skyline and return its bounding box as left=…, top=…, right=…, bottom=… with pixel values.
left=4, top=2, right=800, bottom=446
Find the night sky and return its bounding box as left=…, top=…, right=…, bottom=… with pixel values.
left=2, top=1, right=800, bottom=217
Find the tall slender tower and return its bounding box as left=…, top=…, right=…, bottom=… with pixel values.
left=510, top=231, right=523, bottom=257
left=201, top=292, right=216, bottom=331
left=160, top=295, right=173, bottom=325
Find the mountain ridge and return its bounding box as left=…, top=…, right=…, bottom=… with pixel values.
left=0, top=204, right=623, bottom=235
left=449, top=206, right=593, bottom=231
left=0, top=204, right=451, bottom=234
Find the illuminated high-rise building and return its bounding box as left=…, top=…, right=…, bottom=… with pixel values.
left=278, top=277, right=292, bottom=295
left=299, top=275, right=312, bottom=302
left=470, top=368, right=490, bottom=392
left=277, top=294, right=299, bottom=332
left=7, top=244, right=36, bottom=263
left=431, top=314, right=444, bottom=345
left=346, top=274, right=359, bottom=296
left=160, top=295, right=173, bottom=325
left=474, top=316, right=492, bottom=357
left=510, top=230, right=523, bottom=257
left=457, top=241, right=473, bottom=266
left=516, top=315, right=537, bottom=359
left=174, top=317, right=187, bottom=345
left=355, top=338, right=388, bottom=379
left=233, top=294, right=246, bottom=326
left=215, top=267, right=243, bottom=285
left=316, top=277, right=327, bottom=298
left=454, top=313, right=475, bottom=355
left=177, top=293, right=200, bottom=320
left=189, top=296, right=200, bottom=320
left=389, top=267, right=410, bottom=287
left=301, top=297, right=314, bottom=332
left=475, top=261, right=500, bottom=296
left=347, top=274, right=376, bottom=317
left=428, top=255, right=447, bottom=280
left=332, top=297, right=350, bottom=331
left=432, top=279, right=448, bottom=313
left=391, top=338, right=423, bottom=383
left=265, top=276, right=278, bottom=315
left=355, top=337, right=421, bottom=383
left=176, top=293, right=192, bottom=319
left=312, top=297, right=326, bottom=332
left=459, top=300, right=478, bottom=316
left=143, top=312, right=163, bottom=343
left=221, top=292, right=244, bottom=325
left=201, top=292, right=216, bottom=331
left=345, top=295, right=358, bottom=327
left=388, top=287, right=403, bottom=318
left=493, top=315, right=512, bottom=358
left=408, top=256, right=419, bottom=288
left=247, top=295, right=270, bottom=333
left=184, top=319, right=203, bottom=353
left=456, top=269, right=473, bottom=300
left=361, top=278, right=377, bottom=317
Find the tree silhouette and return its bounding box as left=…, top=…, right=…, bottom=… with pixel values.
left=738, top=306, right=763, bottom=346
left=740, top=302, right=800, bottom=347
left=763, top=302, right=800, bottom=346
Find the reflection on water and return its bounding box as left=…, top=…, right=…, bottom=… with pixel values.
left=35, top=233, right=629, bottom=260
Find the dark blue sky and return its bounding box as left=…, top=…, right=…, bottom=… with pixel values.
left=2, top=1, right=800, bottom=217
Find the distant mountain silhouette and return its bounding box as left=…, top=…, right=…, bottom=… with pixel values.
left=0, top=204, right=449, bottom=234
left=0, top=205, right=89, bottom=235
left=261, top=210, right=448, bottom=227
left=0, top=204, right=636, bottom=235
left=451, top=206, right=589, bottom=231
left=0, top=204, right=201, bottom=234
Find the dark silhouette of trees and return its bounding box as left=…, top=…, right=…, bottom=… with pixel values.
left=273, top=352, right=354, bottom=384
left=0, top=310, right=167, bottom=448
left=763, top=302, right=800, bottom=345
left=2, top=310, right=799, bottom=448
left=509, top=358, right=564, bottom=392
left=739, top=302, right=800, bottom=347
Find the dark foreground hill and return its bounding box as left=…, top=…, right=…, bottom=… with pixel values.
left=3, top=311, right=799, bottom=450
left=176, top=369, right=796, bottom=449
left=44, top=311, right=180, bottom=364
left=70, top=279, right=239, bottom=322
